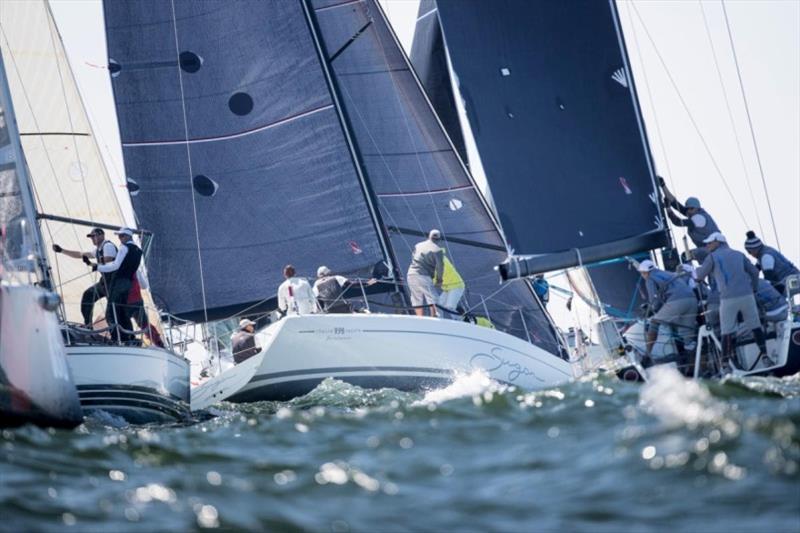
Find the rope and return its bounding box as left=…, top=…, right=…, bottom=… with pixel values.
left=630, top=2, right=750, bottom=227
left=169, top=0, right=210, bottom=327
left=720, top=0, right=781, bottom=250
left=698, top=0, right=766, bottom=238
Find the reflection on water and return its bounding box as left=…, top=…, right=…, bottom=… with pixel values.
left=2, top=370, right=798, bottom=531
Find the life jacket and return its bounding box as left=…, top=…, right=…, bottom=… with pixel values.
left=687, top=208, right=720, bottom=247
left=757, top=245, right=799, bottom=285
left=476, top=316, right=495, bottom=329
left=96, top=240, right=117, bottom=282
left=316, top=276, right=351, bottom=313
left=116, top=242, right=142, bottom=283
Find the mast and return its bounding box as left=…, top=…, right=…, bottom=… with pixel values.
left=300, top=0, right=407, bottom=302
left=0, top=51, right=53, bottom=289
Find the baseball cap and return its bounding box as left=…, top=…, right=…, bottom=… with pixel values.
left=317, top=266, right=331, bottom=278
left=429, top=229, right=441, bottom=240
left=637, top=259, right=656, bottom=272
left=115, top=227, right=135, bottom=237
left=239, top=318, right=256, bottom=329
left=85, top=227, right=104, bottom=237
left=703, top=232, right=726, bottom=244
left=685, top=197, right=701, bottom=209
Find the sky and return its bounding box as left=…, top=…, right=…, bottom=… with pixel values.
left=47, top=0, right=799, bottom=328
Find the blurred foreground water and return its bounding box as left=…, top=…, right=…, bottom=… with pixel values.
left=2, top=367, right=799, bottom=532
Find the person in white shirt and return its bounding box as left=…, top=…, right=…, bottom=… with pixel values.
left=52, top=227, right=117, bottom=327
left=277, top=264, right=318, bottom=316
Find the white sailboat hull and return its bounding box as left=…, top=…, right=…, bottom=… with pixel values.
left=1, top=284, right=82, bottom=428
left=66, top=345, right=190, bottom=424
left=191, top=314, right=575, bottom=410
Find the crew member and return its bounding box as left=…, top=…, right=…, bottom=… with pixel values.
left=660, top=180, right=720, bottom=262
left=637, top=259, right=697, bottom=368
left=755, top=278, right=788, bottom=324
left=92, top=228, right=142, bottom=342
left=406, top=229, right=444, bottom=317
left=231, top=318, right=261, bottom=364
left=53, top=227, right=116, bottom=327
left=694, top=232, right=770, bottom=369
left=532, top=274, right=550, bottom=308
left=277, top=265, right=317, bottom=316
left=744, top=231, right=799, bottom=294
left=438, top=252, right=465, bottom=319
left=313, top=266, right=351, bottom=313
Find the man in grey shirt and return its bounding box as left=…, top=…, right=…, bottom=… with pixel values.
left=406, top=229, right=444, bottom=317
left=231, top=318, right=261, bottom=364
left=694, top=232, right=770, bottom=369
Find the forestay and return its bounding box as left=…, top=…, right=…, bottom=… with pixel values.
left=311, top=0, right=563, bottom=355
left=426, top=0, right=669, bottom=276
left=104, top=0, right=386, bottom=321
left=0, top=0, right=126, bottom=321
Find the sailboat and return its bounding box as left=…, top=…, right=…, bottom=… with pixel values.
left=99, top=0, right=576, bottom=411
left=410, top=0, right=800, bottom=380
left=0, top=46, right=82, bottom=429
left=0, top=1, right=190, bottom=424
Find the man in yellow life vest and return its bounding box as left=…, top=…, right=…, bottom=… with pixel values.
left=437, top=252, right=465, bottom=319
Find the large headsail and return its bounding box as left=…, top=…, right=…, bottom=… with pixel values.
left=309, top=0, right=563, bottom=354
left=420, top=0, right=669, bottom=279
left=103, top=1, right=388, bottom=321
left=0, top=0, right=127, bottom=320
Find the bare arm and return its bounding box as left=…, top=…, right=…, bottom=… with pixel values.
left=57, top=248, right=90, bottom=260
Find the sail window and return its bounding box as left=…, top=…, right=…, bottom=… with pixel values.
left=500, top=68, right=510, bottom=77
left=108, top=59, right=121, bottom=78
left=179, top=51, right=203, bottom=73
left=448, top=198, right=463, bottom=211
left=228, top=92, right=253, bottom=116
left=126, top=178, right=140, bottom=197
left=193, top=175, right=218, bottom=197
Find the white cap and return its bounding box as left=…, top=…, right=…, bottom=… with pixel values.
left=637, top=259, right=656, bottom=272
left=703, top=232, right=726, bottom=244
left=239, top=318, right=256, bottom=329
left=115, top=227, right=134, bottom=237
left=429, top=229, right=441, bottom=240
left=317, top=265, right=331, bottom=278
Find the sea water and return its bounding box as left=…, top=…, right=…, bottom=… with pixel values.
left=1, top=368, right=798, bottom=532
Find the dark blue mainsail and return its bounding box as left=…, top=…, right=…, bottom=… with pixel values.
left=419, top=0, right=668, bottom=278
left=104, top=0, right=387, bottom=320
left=310, top=0, right=563, bottom=355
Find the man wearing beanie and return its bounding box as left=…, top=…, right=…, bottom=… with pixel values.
left=695, top=232, right=772, bottom=369
left=744, top=231, right=799, bottom=294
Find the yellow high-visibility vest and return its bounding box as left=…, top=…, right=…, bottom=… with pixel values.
left=475, top=316, right=495, bottom=329
left=442, top=255, right=465, bottom=291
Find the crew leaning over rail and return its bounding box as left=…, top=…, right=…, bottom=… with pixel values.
left=744, top=231, right=799, bottom=295
left=53, top=227, right=116, bottom=328
left=637, top=259, right=697, bottom=369
left=313, top=266, right=351, bottom=314
left=694, top=232, right=772, bottom=369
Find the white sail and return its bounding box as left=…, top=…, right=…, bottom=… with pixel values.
left=0, top=0, right=126, bottom=321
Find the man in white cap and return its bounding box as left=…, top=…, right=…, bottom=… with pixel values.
left=86, top=227, right=142, bottom=342
left=52, top=227, right=117, bottom=327
left=277, top=264, right=318, bottom=316
left=313, top=266, right=351, bottom=313
left=744, top=231, right=799, bottom=294
left=231, top=318, right=261, bottom=364
left=660, top=180, right=720, bottom=262
left=637, top=259, right=697, bottom=369
left=694, top=232, right=770, bottom=368
left=406, top=229, right=444, bottom=317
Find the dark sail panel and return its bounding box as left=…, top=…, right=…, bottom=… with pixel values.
left=409, top=0, right=467, bottom=165
left=432, top=0, right=668, bottom=274
left=104, top=0, right=385, bottom=319
left=311, top=0, right=564, bottom=356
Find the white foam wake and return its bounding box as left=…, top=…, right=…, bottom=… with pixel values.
left=417, top=370, right=500, bottom=405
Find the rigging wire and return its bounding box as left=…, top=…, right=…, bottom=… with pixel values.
left=698, top=0, right=766, bottom=239
left=629, top=1, right=750, bottom=227
left=169, top=0, right=210, bottom=327
left=720, top=0, right=781, bottom=249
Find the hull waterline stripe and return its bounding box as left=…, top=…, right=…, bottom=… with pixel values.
left=250, top=365, right=453, bottom=383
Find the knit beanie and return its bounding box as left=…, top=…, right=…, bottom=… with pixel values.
left=744, top=231, right=763, bottom=251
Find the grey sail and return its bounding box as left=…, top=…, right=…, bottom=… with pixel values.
left=419, top=0, right=668, bottom=279
left=310, top=0, right=563, bottom=355
left=104, top=0, right=388, bottom=321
